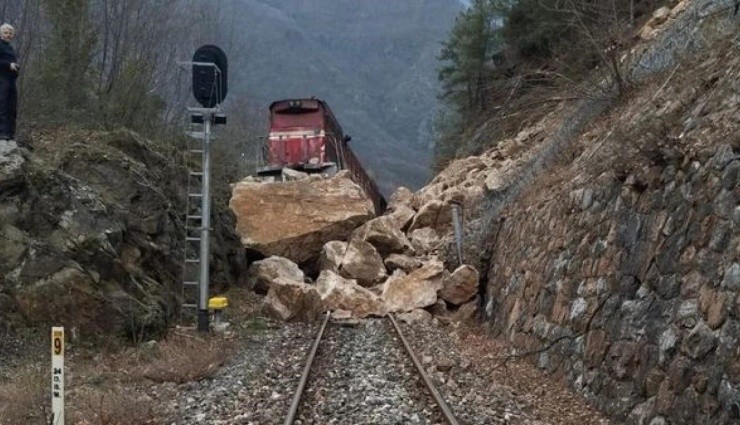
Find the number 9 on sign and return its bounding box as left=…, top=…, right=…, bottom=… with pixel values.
left=53, top=332, right=63, bottom=355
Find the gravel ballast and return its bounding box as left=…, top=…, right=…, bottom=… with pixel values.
left=156, top=316, right=613, bottom=424
left=295, top=319, right=445, bottom=425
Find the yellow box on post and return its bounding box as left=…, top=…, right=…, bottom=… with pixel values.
left=208, top=296, right=229, bottom=327
left=208, top=296, right=229, bottom=309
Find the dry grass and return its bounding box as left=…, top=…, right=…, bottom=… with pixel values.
left=0, top=327, right=238, bottom=425
left=0, top=365, right=50, bottom=425
left=139, top=333, right=235, bottom=384
left=69, top=388, right=157, bottom=425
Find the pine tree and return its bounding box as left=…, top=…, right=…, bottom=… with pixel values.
left=438, top=0, right=507, bottom=114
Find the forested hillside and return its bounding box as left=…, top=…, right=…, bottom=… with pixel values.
left=221, top=0, right=462, bottom=192
left=435, top=0, right=671, bottom=167
left=1, top=0, right=462, bottom=193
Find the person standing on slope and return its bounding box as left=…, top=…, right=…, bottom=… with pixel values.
left=0, top=23, right=19, bottom=141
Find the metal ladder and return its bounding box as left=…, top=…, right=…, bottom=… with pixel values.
left=181, top=126, right=207, bottom=323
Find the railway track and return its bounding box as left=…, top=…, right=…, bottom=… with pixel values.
left=283, top=312, right=462, bottom=425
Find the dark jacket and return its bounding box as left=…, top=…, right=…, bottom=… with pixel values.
left=0, top=40, right=17, bottom=80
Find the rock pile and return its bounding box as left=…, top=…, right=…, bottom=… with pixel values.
left=238, top=182, right=482, bottom=323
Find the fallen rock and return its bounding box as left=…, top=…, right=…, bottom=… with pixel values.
left=339, top=238, right=387, bottom=286
left=331, top=309, right=353, bottom=320
left=319, top=241, right=347, bottom=273
left=389, top=186, right=414, bottom=209
left=485, top=172, right=506, bottom=192
left=409, top=227, right=441, bottom=254
left=382, top=261, right=448, bottom=312
left=247, top=256, right=305, bottom=295
left=397, top=308, right=433, bottom=325
left=436, top=357, right=455, bottom=373
left=385, top=204, right=416, bottom=231
left=352, top=215, right=413, bottom=256
left=439, top=265, right=480, bottom=305
left=316, top=270, right=386, bottom=318
left=262, top=278, right=324, bottom=322
left=384, top=253, right=423, bottom=273
left=427, top=298, right=448, bottom=316
left=449, top=296, right=480, bottom=323
left=230, top=171, right=374, bottom=264
left=408, top=199, right=452, bottom=233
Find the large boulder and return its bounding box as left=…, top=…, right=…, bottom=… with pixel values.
left=316, top=270, right=386, bottom=318
left=382, top=261, right=449, bottom=312
left=352, top=215, right=413, bottom=256
left=262, top=278, right=324, bottom=322
left=246, top=256, right=304, bottom=295
left=439, top=265, right=479, bottom=305
left=339, top=238, right=387, bottom=286
left=230, top=171, right=374, bottom=264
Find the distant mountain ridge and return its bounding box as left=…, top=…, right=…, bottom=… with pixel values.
left=226, top=0, right=462, bottom=193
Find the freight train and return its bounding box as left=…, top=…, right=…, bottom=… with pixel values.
left=257, top=98, right=386, bottom=214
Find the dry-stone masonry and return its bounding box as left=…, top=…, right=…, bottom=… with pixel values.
left=485, top=144, right=739, bottom=424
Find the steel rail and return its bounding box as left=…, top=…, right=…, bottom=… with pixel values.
left=388, top=314, right=462, bottom=425
left=283, top=311, right=331, bottom=425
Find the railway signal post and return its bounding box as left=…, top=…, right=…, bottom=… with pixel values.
left=181, top=45, right=228, bottom=332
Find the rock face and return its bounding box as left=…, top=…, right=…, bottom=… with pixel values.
left=0, top=140, right=25, bottom=189
left=229, top=171, right=374, bottom=264
left=262, top=278, right=324, bottom=322
left=316, top=270, right=386, bottom=318
left=246, top=256, right=305, bottom=295
left=0, top=130, right=244, bottom=337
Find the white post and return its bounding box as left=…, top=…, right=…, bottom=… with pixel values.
left=51, top=327, right=65, bottom=425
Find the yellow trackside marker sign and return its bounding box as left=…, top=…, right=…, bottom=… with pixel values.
left=51, top=327, right=64, bottom=425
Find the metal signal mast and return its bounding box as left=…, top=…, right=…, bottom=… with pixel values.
left=180, top=45, right=228, bottom=332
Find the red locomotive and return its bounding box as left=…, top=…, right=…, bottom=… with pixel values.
left=257, top=98, right=386, bottom=214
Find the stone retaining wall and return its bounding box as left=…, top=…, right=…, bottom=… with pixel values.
left=485, top=144, right=739, bottom=424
